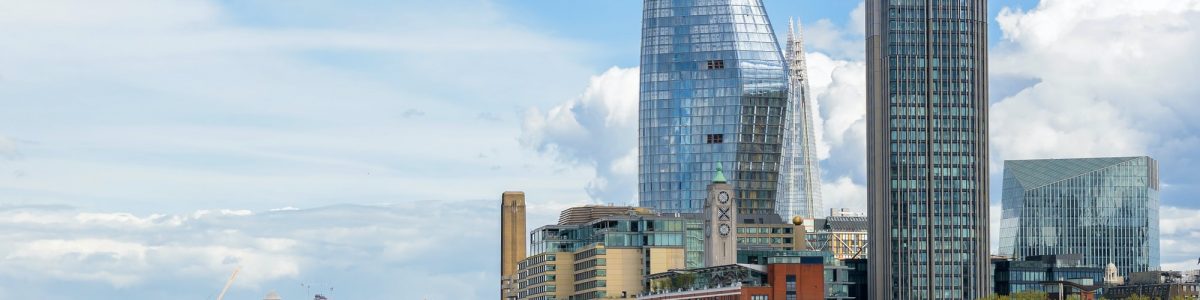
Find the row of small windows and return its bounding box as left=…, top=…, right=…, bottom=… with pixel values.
left=889, top=69, right=976, bottom=81
left=574, top=269, right=606, bottom=281
left=890, top=130, right=978, bottom=141
left=888, top=106, right=978, bottom=118
left=519, top=274, right=556, bottom=289
left=891, top=179, right=979, bottom=189
left=573, top=247, right=605, bottom=261
left=889, top=93, right=978, bottom=105
left=890, top=142, right=977, bottom=153
left=737, top=237, right=794, bottom=245
left=889, top=20, right=979, bottom=32
left=737, top=226, right=793, bottom=234
left=574, top=258, right=606, bottom=271
left=517, top=254, right=556, bottom=270
left=889, top=57, right=977, bottom=68
left=517, top=263, right=557, bottom=280
left=889, top=81, right=977, bottom=93
left=889, top=118, right=978, bottom=130
left=516, top=284, right=555, bottom=298
left=574, top=279, right=607, bottom=292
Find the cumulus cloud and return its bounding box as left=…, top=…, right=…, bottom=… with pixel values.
left=521, top=66, right=639, bottom=204
left=800, top=3, right=870, bottom=215
left=0, top=201, right=499, bottom=300
left=1159, top=206, right=1200, bottom=271
left=989, top=0, right=1200, bottom=181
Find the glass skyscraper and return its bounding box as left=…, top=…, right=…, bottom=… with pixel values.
left=865, top=0, right=991, bottom=299
left=639, top=0, right=788, bottom=216
left=777, top=19, right=824, bottom=220
left=999, top=156, right=1160, bottom=277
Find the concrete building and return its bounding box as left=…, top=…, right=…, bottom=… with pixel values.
left=999, top=156, right=1161, bottom=277
left=502, top=191, right=527, bottom=300
left=865, top=0, right=992, bottom=298
left=639, top=0, right=790, bottom=217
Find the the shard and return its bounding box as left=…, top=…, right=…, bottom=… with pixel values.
left=776, top=19, right=824, bottom=219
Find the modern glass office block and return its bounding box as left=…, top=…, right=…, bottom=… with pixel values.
left=776, top=19, right=824, bottom=220
left=865, top=0, right=991, bottom=299
left=639, top=0, right=788, bottom=216
left=999, top=156, right=1160, bottom=277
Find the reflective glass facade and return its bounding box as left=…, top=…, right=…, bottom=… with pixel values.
left=999, top=157, right=1161, bottom=277
left=866, top=0, right=991, bottom=299
left=777, top=19, right=824, bottom=219
left=639, top=0, right=789, bottom=216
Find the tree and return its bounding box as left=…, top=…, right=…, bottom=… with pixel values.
left=1125, top=294, right=1151, bottom=300
left=978, top=294, right=1011, bottom=300
left=1010, top=290, right=1048, bottom=300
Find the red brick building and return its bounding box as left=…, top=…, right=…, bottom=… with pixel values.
left=642, top=258, right=825, bottom=300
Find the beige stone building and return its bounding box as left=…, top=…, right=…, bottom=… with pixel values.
left=514, top=206, right=697, bottom=300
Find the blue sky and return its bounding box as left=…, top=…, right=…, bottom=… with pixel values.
left=0, top=0, right=1197, bottom=299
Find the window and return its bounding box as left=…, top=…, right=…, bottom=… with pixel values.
left=751, top=295, right=769, bottom=300
left=705, top=59, right=726, bottom=70
left=706, top=134, right=724, bottom=144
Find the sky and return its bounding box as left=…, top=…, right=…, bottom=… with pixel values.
left=0, top=0, right=1197, bottom=299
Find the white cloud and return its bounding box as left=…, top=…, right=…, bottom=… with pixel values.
left=521, top=66, right=640, bottom=204
left=801, top=3, right=870, bottom=216
left=0, top=202, right=500, bottom=299
left=0, top=0, right=596, bottom=211
left=990, top=0, right=1200, bottom=161
left=821, top=176, right=868, bottom=214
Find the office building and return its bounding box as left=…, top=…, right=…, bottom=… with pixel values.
left=514, top=207, right=700, bottom=300
left=639, top=0, right=790, bottom=216
left=991, top=254, right=1104, bottom=295
left=807, top=215, right=869, bottom=260
left=999, top=156, right=1161, bottom=277
left=502, top=191, right=527, bottom=300
left=777, top=18, right=824, bottom=220
left=865, top=0, right=992, bottom=298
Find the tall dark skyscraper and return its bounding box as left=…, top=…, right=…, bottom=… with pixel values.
left=866, top=0, right=991, bottom=299
left=638, top=0, right=788, bottom=216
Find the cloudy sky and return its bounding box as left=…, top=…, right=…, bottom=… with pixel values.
left=0, top=0, right=1198, bottom=299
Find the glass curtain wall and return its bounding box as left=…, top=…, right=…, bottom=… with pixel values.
left=866, top=0, right=991, bottom=299
left=639, top=0, right=789, bottom=216
left=999, top=156, right=1161, bottom=277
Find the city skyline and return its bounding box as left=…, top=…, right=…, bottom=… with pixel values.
left=1, top=0, right=1199, bottom=299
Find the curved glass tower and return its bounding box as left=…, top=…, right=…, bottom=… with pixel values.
left=999, top=156, right=1160, bottom=278
left=639, top=0, right=788, bottom=216
left=866, top=0, right=991, bottom=299
left=777, top=19, right=824, bottom=220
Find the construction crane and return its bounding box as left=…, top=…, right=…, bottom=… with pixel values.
left=216, top=266, right=241, bottom=300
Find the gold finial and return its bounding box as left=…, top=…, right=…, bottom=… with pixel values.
left=791, top=216, right=804, bottom=225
